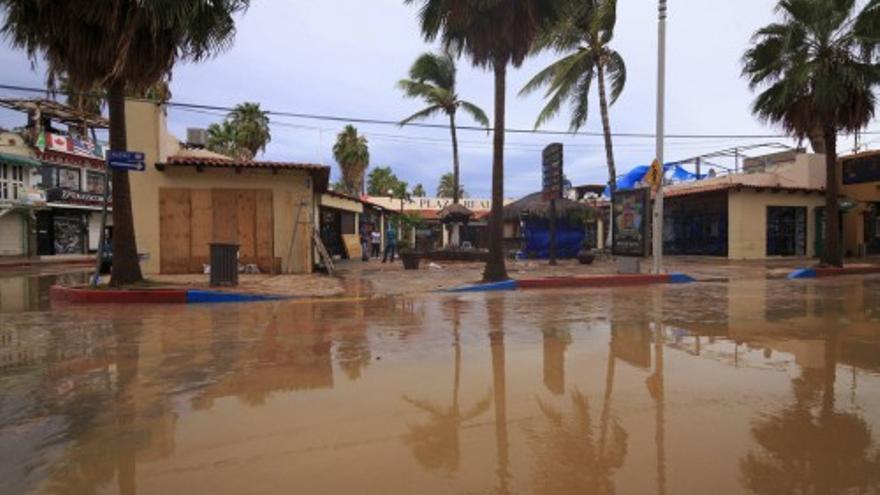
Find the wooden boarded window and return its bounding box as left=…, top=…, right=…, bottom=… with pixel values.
left=159, top=188, right=275, bottom=274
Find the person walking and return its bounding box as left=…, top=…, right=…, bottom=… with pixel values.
left=370, top=229, right=382, bottom=259
left=382, top=224, right=398, bottom=263
left=360, top=229, right=370, bottom=262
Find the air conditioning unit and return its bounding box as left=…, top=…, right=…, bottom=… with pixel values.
left=186, top=128, right=208, bottom=148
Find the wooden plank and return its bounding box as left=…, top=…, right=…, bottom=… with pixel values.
left=159, top=188, right=192, bottom=274
left=189, top=189, right=213, bottom=273
left=341, top=233, right=362, bottom=260
left=212, top=189, right=238, bottom=244
left=255, top=190, right=274, bottom=273
left=237, top=189, right=257, bottom=264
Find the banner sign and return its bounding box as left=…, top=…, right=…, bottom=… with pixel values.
left=46, top=187, right=105, bottom=206
left=107, top=151, right=146, bottom=171
left=542, top=143, right=563, bottom=201
left=612, top=188, right=649, bottom=257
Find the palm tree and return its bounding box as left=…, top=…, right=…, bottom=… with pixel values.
left=742, top=0, right=880, bottom=267
left=398, top=50, right=488, bottom=205
left=437, top=172, right=465, bottom=198
left=229, top=102, right=270, bottom=160
left=405, top=0, right=562, bottom=282
left=332, top=125, right=370, bottom=196
left=520, top=0, right=626, bottom=192
left=412, top=183, right=427, bottom=197
left=207, top=120, right=239, bottom=158
left=1, top=0, right=251, bottom=285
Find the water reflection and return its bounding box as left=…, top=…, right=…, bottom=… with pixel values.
left=1, top=277, right=880, bottom=494
left=402, top=298, right=491, bottom=474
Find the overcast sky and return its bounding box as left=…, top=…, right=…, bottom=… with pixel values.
left=1, top=0, right=874, bottom=198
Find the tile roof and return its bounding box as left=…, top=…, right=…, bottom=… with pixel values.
left=162, top=155, right=330, bottom=191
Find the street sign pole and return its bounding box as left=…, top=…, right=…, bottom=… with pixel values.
left=542, top=143, right=563, bottom=266
left=652, top=0, right=667, bottom=274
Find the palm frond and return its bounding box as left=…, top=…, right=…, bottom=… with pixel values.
left=458, top=100, right=490, bottom=129
left=605, top=50, right=626, bottom=104
left=399, top=105, right=445, bottom=126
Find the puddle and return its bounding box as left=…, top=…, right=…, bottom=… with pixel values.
left=1, top=276, right=880, bottom=494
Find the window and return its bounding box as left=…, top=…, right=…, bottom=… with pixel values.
left=0, top=162, right=25, bottom=201
left=767, top=206, right=807, bottom=256
left=86, top=171, right=106, bottom=194
left=58, top=167, right=81, bottom=190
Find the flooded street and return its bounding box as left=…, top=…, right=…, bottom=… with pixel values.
left=2, top=275, right=880, bottom=494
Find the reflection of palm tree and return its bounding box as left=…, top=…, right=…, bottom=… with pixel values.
left=488, top=295, right=511, bottom=495
left=740, top=330, right=880, bottom=494
left=526, top=390, right=628, bottom=495
left=403, top=297, right=491, bottom=473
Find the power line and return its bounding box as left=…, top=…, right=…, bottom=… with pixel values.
left=5, top=81, right=875, bottom=140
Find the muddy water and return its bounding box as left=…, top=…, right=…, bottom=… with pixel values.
left=2, top=277, right=880, bottom=495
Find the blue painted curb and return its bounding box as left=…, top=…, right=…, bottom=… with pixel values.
left=185, top=290, right=288, bottom=303
left=668, top=273, right=696, bottom=284
left=788, top=268, right=817, bottom=279
left=445, top=280, right=519, bottom=293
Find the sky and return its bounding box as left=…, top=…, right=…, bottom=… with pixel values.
left=0, top=0, right=875, bottom=198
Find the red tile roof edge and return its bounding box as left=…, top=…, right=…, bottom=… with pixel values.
left=165, top=155, right=328, bottom=171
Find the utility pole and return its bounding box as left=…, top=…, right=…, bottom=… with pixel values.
left=652, top=0, right=667, bottom=275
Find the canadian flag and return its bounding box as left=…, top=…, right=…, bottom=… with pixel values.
left=47, top=133, right=74, bottom=153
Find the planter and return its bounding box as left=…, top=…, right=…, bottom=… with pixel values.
left=401, top=252, right=421, bottom=270
left=577, top=250, right=596, bottom=265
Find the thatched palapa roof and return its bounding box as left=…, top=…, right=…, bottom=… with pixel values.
left=437, top=203, right=474, bottom=223
left=503, top=192, right=594, bottom=222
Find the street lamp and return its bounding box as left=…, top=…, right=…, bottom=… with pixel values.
left=652, top=0, right=667, bottom=274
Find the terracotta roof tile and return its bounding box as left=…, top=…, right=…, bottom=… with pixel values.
left=163, top=155, right=330, bottom=191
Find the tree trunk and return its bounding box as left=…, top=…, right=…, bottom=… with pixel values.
left=822, top=127, right=842, bottom=267
left=450, top=111, right=462, bottom=248
left=596, top=62, right=618, bottom=193
left=809, top=124, right=827, bottom=154
left=450, top=112, right=461, bottom=204
left=483, top=59, right=509, bottom=282
left=107, top=79, right=144, bottom=286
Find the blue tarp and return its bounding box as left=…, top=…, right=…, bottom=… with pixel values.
left=518, top=220, right=585, bottom=259
left=604, top=162, right=704, bottom=197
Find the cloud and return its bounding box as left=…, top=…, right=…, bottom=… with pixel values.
left=1, top=0, right=873, bottom=199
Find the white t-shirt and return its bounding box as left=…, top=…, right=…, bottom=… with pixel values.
left=371, top=231, right=381, bottom=244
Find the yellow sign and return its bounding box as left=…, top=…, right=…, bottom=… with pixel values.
left=646, top=158, right=663, bottom=190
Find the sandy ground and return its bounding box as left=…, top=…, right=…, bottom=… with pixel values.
left=333, top=255, right=829, bottom=296
left=9, top=254, right=878, bottom=299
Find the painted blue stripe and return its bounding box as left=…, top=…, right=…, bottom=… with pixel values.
left=445, top=280, right=519, bottom=293
left=668, top=273, right=696, bottom=284
left=788, top=268, right=817, bottom=279
left=186, top=290, right=287, bottom=303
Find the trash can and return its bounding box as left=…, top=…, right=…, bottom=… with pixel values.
left=210, top=243, right=239, bottom=286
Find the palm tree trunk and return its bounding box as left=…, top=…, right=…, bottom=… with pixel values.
left=450, top=112, right=462, bottom=248
left=596, top=62, right=618, bottom=192
left=450, top=112, right=461, bottom=204
left=107, top=79, right=144, bottom=286
left=483, top=59, right=509, bottom=282
left=822, top=126, right=842, bottom=267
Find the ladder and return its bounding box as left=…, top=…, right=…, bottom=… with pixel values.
left=313, top=229, right=335, bottom=275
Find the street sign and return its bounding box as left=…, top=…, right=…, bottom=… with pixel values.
left=645, top=158, right=663, bottom=190
left=542, top=143, right=563, bottom=201
left=107, top=150, right=146, bottom=171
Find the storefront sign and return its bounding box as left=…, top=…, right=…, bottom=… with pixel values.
left=612, top=188, right=649, bottom=257
left=542, top=143, right=563, bottom=201
left=47, top=188, right=105, bottom=206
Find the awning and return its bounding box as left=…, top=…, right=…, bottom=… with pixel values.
left=0, top=152, right=42, bottom=168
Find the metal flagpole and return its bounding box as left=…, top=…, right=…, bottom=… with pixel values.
left=652, top=0, right=668, bottom=274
